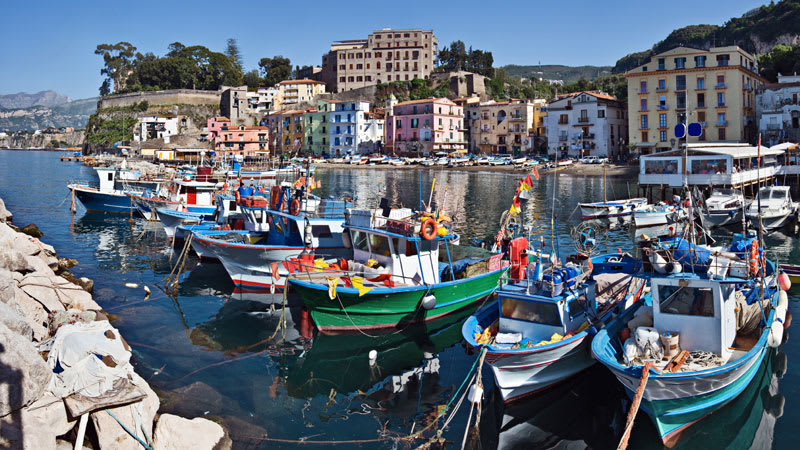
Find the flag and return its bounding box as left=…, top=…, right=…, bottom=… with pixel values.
left=531, top=166, right=540, bottom=181
left=509, top=204, right=521, bottom=216
left=520, top=175, right=532, bottom=192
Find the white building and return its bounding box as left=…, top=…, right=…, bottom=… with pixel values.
left=247, top=87, right=279, bottom=113
left=358, top=115, right=384, bottom=154
left=757, top=73, right=800, bottom=147
left=133, top=116, right=179, bottom=142
left=329, top=101, right=371, bottom=155
left=544, top=91, right=627, bottom=159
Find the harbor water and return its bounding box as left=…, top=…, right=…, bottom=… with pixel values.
left=0, top=149, right=797, bottom=449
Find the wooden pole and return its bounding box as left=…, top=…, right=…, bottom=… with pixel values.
left=618, top=361, right=657, bottom=450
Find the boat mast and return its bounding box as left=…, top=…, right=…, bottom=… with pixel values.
left=603, top=163, right=607, bottom=204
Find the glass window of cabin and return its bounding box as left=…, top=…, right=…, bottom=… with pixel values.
left=311, top=225, right=332, bottom=238
left=351, top=230, right=370, bottom=252
left=501, top=298, right=561, bottom=326
left=658, top=285, right=715, bottom=317
left=567, top=295, right=587, bottom=320
left=368, top=234, right=392, bottom=256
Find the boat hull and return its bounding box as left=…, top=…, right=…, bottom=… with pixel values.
left=70, top=186, right=134, bottom=214
left=747, top=212, right=792, bottom=231
left=579, top=198, right=647, bottom=220
left=157, top=209, right=205, bottom=238
left=290, top=267, right=506, bottom=334
left=705, top=209, right=743, bottom=228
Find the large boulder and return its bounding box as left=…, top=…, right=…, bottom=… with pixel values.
left=0, top=322, right=53, bottom=416
left=90, top=372, right=159, bottom=450
left=18, top=273, right=67, bottom=313
left=0, top=197, right=11, bottom=222
left=153, top=414, right=230, bottom=450
left=20, top=223, right=43, bottom=238
left=0, top=298, right=34, bottom=341
left=11, top=286, right=49, bottom=341
left=0, top=394, right=74, bottom=450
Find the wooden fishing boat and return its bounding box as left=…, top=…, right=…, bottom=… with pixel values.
left=591, top=234, right=790, bottom=445
left=463, top=238, right=645, bottom=402
left=778, top=263, right=800, bottom=284
left=288, top=208, right=507, bottom=334
left=127, top=179, right=218, bottom=220
left=68, top=167, right=162, bottom=214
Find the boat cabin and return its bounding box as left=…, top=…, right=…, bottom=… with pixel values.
left=238, top=203, right=347, bottom=249
left=651, top=275, right=737, bottom=361
left=171, top=180, right=217, bottom=206
left=497, top=282, right=596, bottom=342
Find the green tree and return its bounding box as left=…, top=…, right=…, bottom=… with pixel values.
left=94, top=42, right=141, bottom=93
left=258, top=56, right=292, bottom=86
left=225, top=38, right=243, bottom=71
left=758, top=43, right=800, bottom=82
left=243, top=69, right=262, bottom=88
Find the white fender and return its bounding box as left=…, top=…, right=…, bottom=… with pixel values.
left=768, top=320, right=784, bottom=348
left=650, top=251, right=682, bottom=275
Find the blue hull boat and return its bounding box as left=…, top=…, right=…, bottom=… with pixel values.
left=70, top=185, right=134, bottom=214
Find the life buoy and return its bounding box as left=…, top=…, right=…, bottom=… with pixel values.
left=270, top=186, right=281, bottom=210
left=289, top=199, right=301, bottom=215
left=749, top=240, right=760, bottom=276
left=420, top=218, right=438, bottom=240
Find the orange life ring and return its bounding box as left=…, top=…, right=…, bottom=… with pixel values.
left=420, top=218, right=438, bottom=240
left=289, top=199, right=301, bottom=215
left=749, top=240, right=759, bottom=276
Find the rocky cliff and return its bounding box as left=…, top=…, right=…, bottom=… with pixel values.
left=0, top=97, right=97, bottom=132
left=0, top=130, right=86, bottom=150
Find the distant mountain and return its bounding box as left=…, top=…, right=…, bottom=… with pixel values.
left=501, top=65, right=614, bottom=83
left=613, top=0, right=800, bottom=73
left=0, top=97, right=97, bottom=131
left=0, top=90, right=72, bottom=109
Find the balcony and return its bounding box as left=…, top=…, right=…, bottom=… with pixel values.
left=744, top=83, right=753, bottom=91
left=640, top=107, right=649, bottom=112
left=638, top=88, right=648, bottom=94
left=559, top=135, right=568, bottom=141
left=717, top=102, right=726, bottom=108
left=657, top=104, right=669, bottom=110
left=715, top=83, right=727, bottom=89
left=676, top=84, right=687, bottom=91
left=697, top=102, right=706, bottom=108
left=639, top=125, right=649, bottom=130
left=558, top=119, right=569, bottom=125
left=717, top=120, right=728, bottom=126
left=578, top=117, right=590, bottom=123
left=656, top=86, right=668, bottom=92
left=767, top=123, right=782, bottom=130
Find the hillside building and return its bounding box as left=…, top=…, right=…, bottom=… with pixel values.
left=625, top=46, right=765, bottom=154
left=757, top=73, right=800, bottom=147
left=466, top=99, right=548, bottom=154
left=545, top=91, right=627, bottom=159
left=385, top=97, right=465, bottom=156
left=321, top=28, right=438, bottom=93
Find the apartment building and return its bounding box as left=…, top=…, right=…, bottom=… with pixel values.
left=466, top=99, right=548, bottom=154
left=321, top=28, right=438, bottom=93
left=272, top=80, right=326, bottom=112
left=545, top=91, right=628, bottom=159
left=133, top=116, right=179, bottom=142
left=247, top=87, right=279, bottom=113
left=304, top=100, right=334, bottom=156
left=385, top=97, right=466, bottom=155
left=626, top=46, right=765, bottom=154
left=757, top=73, right=800, bottom=147
left=266, top=110, right=307, bottom=155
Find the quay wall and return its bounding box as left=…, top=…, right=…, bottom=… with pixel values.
left=0, top=196, right=231, bottom=449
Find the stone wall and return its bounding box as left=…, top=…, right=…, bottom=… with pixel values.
left=318, top=85, right=378, bottom=104
left=98, top=89, right=222, bottom=110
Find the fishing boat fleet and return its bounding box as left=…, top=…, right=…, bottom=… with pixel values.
left=65, top=156, right=794, bottom=447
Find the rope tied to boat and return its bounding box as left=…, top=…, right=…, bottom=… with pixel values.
left=618, top=361, right=660, bottom=450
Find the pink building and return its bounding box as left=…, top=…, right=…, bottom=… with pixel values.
left=215, top=125, right=270, bottom=157
left=385, top=98, right=465, bottom=155
left=207, top=117, right=230, bottom=143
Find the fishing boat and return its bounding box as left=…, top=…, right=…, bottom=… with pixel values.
left=778, top=263, right=800, bottom=284
left=591, top=233, right=790, bottom=445
left=127, top=179, right=218, bottom=221
left=68, top=166, right=162, bottom=214
left=703, top=188, right=749, bottom=228
left=191, top=187, right=350, bottom=293
left=579, top=163, right=648, bottom=220
left=463, top=236, right=645, bottom=402
left=158, top=193, right=241, bottom=239
left=448, top=156, right=471, bottom=167
left=288, top=207, right=508, bottom=334
left=633, top=204, right=685, bottom=228
left=745, top=186, right=797, bottom=231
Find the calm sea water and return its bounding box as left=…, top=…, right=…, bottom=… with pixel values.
left=0, top=149, right=796, bottom=449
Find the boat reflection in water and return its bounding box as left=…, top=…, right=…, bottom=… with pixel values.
left=478, top=347, right=786, bottom=450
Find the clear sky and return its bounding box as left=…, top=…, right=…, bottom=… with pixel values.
left=0, top=0, right=766, bottom=100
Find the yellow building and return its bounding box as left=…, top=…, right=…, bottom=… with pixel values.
left=626, top=46, right=765, bottom=154
left=274, top=80, right=327, bottom=110
left=466, top=99, right=547, bottom=154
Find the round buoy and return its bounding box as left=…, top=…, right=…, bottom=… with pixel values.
left=467, top=384, right=484, bottom=404
left=422, top=294, right=436, bottom=310
left=779, top=272, right=792, bottom=291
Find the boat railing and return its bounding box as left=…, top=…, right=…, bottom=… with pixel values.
left=282, top=255, right=424, bottom=288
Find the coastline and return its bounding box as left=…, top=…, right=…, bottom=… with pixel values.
left=0, top=196, right=231, bottom=449
left=315, top=161, right=639, bottom=178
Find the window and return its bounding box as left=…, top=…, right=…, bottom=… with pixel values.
left=719, top=128, right=726, bottom=140
left=676, top=92, right=686, bottom=109
left=658, top=95, right=667, bottom=109
left=697, top=111, right=705, bottom=123
left=356, top=76, right=362, bottom=82
left=356, top=64, right=362, bottom=69
left=365, top=75, right=372, bottom=82
left=717, top=92, right=725, bottom=107
left=660, top=130, right=667, bottom=142
left=501, top=298, right=561, bottom=326
left=697, top=93, right=705, bottom=108
left=718, top=112, right=726, bottom=125
left=368, top=234, right=392, bottom=257
left=716, top=54, right=729, bottom=67
left=694, top=55, right=706, bottom=68
left=598, top=109, right=605, bottom=118
left=697, top=77, right=705, bottom=89
left=640, top=98, right=648, bottom=111
left=339, top=77, right=345, bottom=82
left=411, top=118, right=418, bottom=128
left=716, top=74, right=725, bottom=88
left=674, top=57, right=686, bottom=69
left=568, top=296, right=587, bottom=320
left=639, top=80, right=647, bottom=93
left=658, top=79, right=666, bottom=90
left=659, top=113, right=667, bottom=128
left=377, top=61, right=381, bottom=69
left=640, top=114, right=648, bottom=129
left=351, top=230, right=370, bottom=252
left=396, top=119, right=402, bottom=129
left=658, top=285, right=714, bottom=317
left=641, top=131, right=648, bottom=142
left=657, top=58, right=665, bottom=70
left=339, top=64, right=345, bottom=70
left=676, top=75, right=686, bottom=91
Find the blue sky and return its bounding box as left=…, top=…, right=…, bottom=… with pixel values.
left=0, top=0, right=766, bottom=100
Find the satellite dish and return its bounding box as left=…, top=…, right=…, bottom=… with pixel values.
left=687, top=122, right=702, bottom=137
left=674, top=124, right=686, bottom=138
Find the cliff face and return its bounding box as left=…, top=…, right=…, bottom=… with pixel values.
left=0, top=130, right=86, bottom=149
left=0, top=98, right=97, bottom=132
left=0, top=90, right=71, bottom=109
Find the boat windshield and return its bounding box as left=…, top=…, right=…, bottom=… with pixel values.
left=711, top=188, right=736, bottom=196
left=501, top=297, right=561, bottom=326
left=758, top=188, right=787, bottom=200
left=658, top=285, right=715, bottom=317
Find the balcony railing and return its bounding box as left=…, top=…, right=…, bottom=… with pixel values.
left=559, top=135, right=568, bottom=141
left=578, top=117, right=590, bottom=123
left=717, top=120, right=728, bottom=126
left=715, top=83, right=727, bottom=89
left=658, top=104, right=669, bottom=110
left=638, top=89, right=648, bottom=94
left=717, top=102, right=726, bottom=107
left=697, top=102, right=706, bottom=108
left=656, top=86, right=668, bottom=92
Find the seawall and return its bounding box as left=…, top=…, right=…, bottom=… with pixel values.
left=0, top=196, right=231, bottom=449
